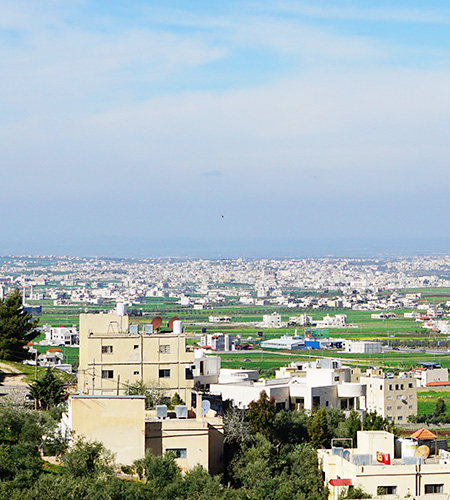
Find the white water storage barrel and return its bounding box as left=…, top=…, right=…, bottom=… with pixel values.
left=401, top=438, right=418, bottom=458
left=116, top=303, right=127, bottom=316
left=173, top=320, right=183, bottom=334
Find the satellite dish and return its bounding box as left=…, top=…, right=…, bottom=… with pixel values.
left=151, top=316, right=162, bottom=330
left=415, top=445, right=430, bottom=459
left=201, top=399, right=211, bottom=417
left=168, top=316, right=179, bottom=329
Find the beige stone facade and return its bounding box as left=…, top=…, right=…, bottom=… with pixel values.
left=64, top=394, right=224, bottom=471
left=78, top=313, right=195, bottom=404
left=361, top=372, right=417, bottom=423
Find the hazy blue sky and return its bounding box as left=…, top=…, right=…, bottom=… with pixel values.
left=2, top=1, right=450, bottom=257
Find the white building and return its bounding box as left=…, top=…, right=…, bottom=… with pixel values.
left=261, top=334, right=304, bottom=350
left=200, top=333, right=235, bottom=352
left=345, top=340, right=382, bottom=354
left=44, top=325, right=79, bottom=346
left=315, top=314, right=348, bottom=328
left=412, top=362, right=449, bottom=388
left=262, top=311, right=282, bottom=328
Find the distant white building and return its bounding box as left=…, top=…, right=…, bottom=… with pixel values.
left=44, top=325, right=79, bottom=346
left=315, top=314, right=347, bottom=328
left=262, top=312, right=282, bottom=328
left=412, top=362, right=449, bottom=388
left=200, top=333, right=235, bottom=351
left=261, top=334, right=304, bottom=350
left=344, top=340, right=382, bottom=354
left=289, top=313, right=312, bottom=326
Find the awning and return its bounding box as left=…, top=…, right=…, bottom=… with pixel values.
left=329, top=479, right=352, bottom=487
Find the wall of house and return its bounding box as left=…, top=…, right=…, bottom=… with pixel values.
left=69, top=395, right=145, bottom=466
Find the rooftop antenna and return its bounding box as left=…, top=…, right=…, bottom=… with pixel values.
left=151, top=316, right=162, bottom=331
left=201, top=399, right=211, bottom=417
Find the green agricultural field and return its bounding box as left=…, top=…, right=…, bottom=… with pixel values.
left=417, top=390, right=450, bottom=415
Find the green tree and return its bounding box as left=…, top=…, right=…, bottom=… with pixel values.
left=125, top=380, right=169, bottom=409
left=133, top=450, right=181, bottom=492
left=169, top=392, right=185, bottom=410
left=63, top=439, right=115, bottom=478
left=28, top=368, right=67, bottom=410
left=363, top=410, right=396, bottom=434
left=0, top=289, right=38, bottom=361
left=248, top=391, right=276, bottom=436
left=307, top=408, right=329, bottom=449
left=434, top=397, right=446, bottom=417
left=271, top=409, right=309, bottom=447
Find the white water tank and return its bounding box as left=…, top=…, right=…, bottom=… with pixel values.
left=116, top=303, right=127, bottom=316
left=173, top=320, right=183, bottom=334
left=401, top=438, right=418, bottom=458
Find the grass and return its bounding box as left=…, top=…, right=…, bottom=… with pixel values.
left=417, top=391, right=450, bottom=415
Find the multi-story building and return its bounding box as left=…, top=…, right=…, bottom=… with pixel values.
left=78, top=311, right=219, bottom=404
left=412, top=362, right=449, bottom=388
left=360, top=369, right=417, bottom=424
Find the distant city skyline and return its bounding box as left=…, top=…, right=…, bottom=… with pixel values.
left=2, top=1, right=450, bottom=257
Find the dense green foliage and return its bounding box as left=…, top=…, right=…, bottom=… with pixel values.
left=0, top=289, right=38, bottom=361
left=28, top=368, right=67, bottom=410
left=0, top=392, right=391, bottom=500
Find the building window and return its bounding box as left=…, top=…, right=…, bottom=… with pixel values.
left=389, top=384, right=393, bottom=390
left=387, top=416, right=392, bottom=421
left=409, top=395, right=414, bottom=399
left=185, top=367, right=194, bottom=380
left=326, top=401, right=329, bottom=407
left=167, top=448, right=187, bottom=459
left=395, top=384, right=399, bottom=390
left=387, top=406, right=392, bottom=411
left=379, top=385, right=382, bottom=390
left=133, top=371, right=139, bottom=375
left=409, top=405, right=413, bottom=409
left=377, top=486, right=397, bottom=495
left=134, top=345, right=139, bottom=350
left=334, top=376, right=339, bottom=382
left=397, top=416, right=403, bottom=421
left=159, top=369, right=170, bottom=378
left=387, top=396, right=392, bottom=400
left=101, top=370, right=114, bottom=379
left=397, top=406, right=403, bottom=410
left=409, top=383, right=413, bottom=388
left=101, top=345, right=113, bottom=354
left=159, top=345, right=170, bottom=354
left=396, top=395, right=403, bottom=400
left=425, top=484, right=443, bottom=494
left=401, top=384, right=404, bottom=390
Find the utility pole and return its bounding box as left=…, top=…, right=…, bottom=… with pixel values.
left=92, top=359, right=95, bottom=395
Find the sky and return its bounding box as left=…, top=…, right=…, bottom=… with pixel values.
left=2, top=0, right=450, bottom=258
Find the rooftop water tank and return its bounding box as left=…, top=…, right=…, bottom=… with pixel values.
left=400, top=438, right=418, bottom=458
left=116, top=303, right=127, bottom=316
left=173, top=320, right=183, bottom=335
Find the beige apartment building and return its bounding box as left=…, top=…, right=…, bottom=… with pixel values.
left=78, top=312, right=197, bottom=404
left=360, top=369, right=417, bottom=424
left=63, top=394, right=224, bottom=471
